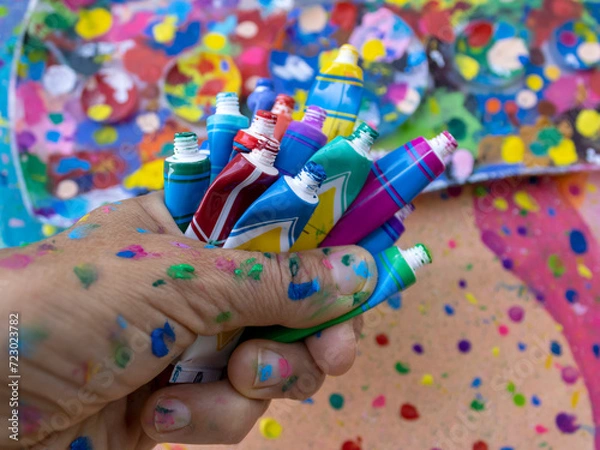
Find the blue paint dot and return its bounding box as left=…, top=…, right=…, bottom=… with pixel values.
left=517, top=226, right=527, bottom=236
left=548, top=207, right=556, bottom=216
left=387, top=294, right=402, bottom=310
left=287, top=278, right=320, bottom=300
left=501, top=225, right=511, bottom=236
left=303, top=398, right=314, bottom=404
left=550, top=340, right=562, bottom=356
left=569, top=229, right=587, bottom=254
left=116, top=250, right=136, bottom=258
left=471, top=377, right=481, bottom=388
left=518, top=342, right=527, bottom=351
left=116, top=315, right=127, bottom=329
left=502, top=258, right=514, bottom=269
left=70, top=436, right=93, bottom=450
left=150, top=322, right=176, bottom=358
left=458, top=339, right=471, bottom=353
left=46, top=130, right=61, bottom=143
left=259, top=364, right=273, bottom=382
left=593, top=344, right=600, bottom=358
left=500, top=447, right=515, bottom=450
left=565, top=289, right=578, bottom=303
left=136, top=228, right=149, bottom=233
left=444, top=304, right=455, bottom=315
left=315, top=331, right=322, bottom=339
left=413, top=343, right=424, bottom=354
left=532, top=395, right=541, bottom=406
left=459, top=279, right=467, bottom=288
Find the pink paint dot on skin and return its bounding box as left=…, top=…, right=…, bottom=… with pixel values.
left=372, top=395, right=386, bottom=408
left=498, top=324, right=509, bottom=336
left=535, top=424, right=549, bottom=434
left=561, top=366, right=580, bottom=384
left=448, top=239, right=457, bottom=249
left=568, top=184, right=580, bottom=196
left=170, top=241, right=191, bottom=249
left=278, top=358, right=292, bottom=378
left=0, top=254, right=34, bottom=270
left=322, top=258, right=334, bottom=270
left=508, top=305, right=525, bottom=322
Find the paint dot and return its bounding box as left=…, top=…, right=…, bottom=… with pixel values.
left=569, top=229, right=587, bottom=254
left=501, top=258, right=513, bottom=270
left=395, top=361, right=410, bottom=374
left=548, top=254, right=566, bottom=277
left=447, top=118, right=467, bottom=140
left=465, top=292, right=478, bottom=305
left=492, top=346, right=500, bottom=356
left=549, top=138, right=578, bottom=166
left=375, top=333, right=389, bottom=346
left=329, top=393, right=345, bottom=410
left=259, top=417, right=282, bottom=439
left=444, top=304, right=455, bottom=315
left=501, top=136, right=525, bottom=163
left=70, top=436, right=93, bottom=450
left=458, top=340, right=471, bottom=353
left=421, top=374, right=434, bottom=386
left=508, top=306, right=525, bottom=322
left=471, top=377, right=482, bottom=388
left=167, top=264, right=196, bottom=280
left=413, top=343, right=424, bottom=354
left=545, top=65, right=561, bottom=80
left=578, top=41, right=600, bottom=65
left=535, top=424, right=548, bottom=433
left=485, top=97, right=501, bottom=114
left=459, top=279, right=467, bottom=288
left=236, top=20, right=258, bottom=39
left=516, top=90, right=537, bottom=109
left=513, top=393, right=526, bottom=406
left=550, top=340, right=562, bottom=356
left=514, top=191, right=540, bottom=212
left=561, top=366, right=579, bottom=384
left=387, top=294, right=402, bottom=310
left=556, top=412, right=580, bottom=433
left=56, top=180, right=79, bottom=200
left=456, top=54, right=480, bottom=80
left=204, top=32, right=227, bottom=51
left=341, top=439, right=362, bottom=450
left=400, top=403, right=419, bottom=420
left=498, top=324, right=509, bottom=336
left=472, top=441, right=488, bottom=450
left=372, top=395, right=386, bottom=408
left=75, top=8, right=113, bottom=39
left=592, top=344, right=600, bottom=358
left=532, top=395, right=541, bottom=406
left=73, top=263, right=98, bottom=289
left=470, top=399, right=485, bottom=411
left=87, top=104, right=113, bottom=121
left=152, top=279, right=166, bottom=287
left=526, top=74, right=544, bottom=91
left=493, top=197, right=509, bottom=211
left=150, top=322, right=175, bottom=358
left=362, top=39, right=386, bottom=62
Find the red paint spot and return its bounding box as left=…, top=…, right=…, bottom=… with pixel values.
left=165, top=64, right=192, bottom=85
left=505, top=100, right=518, bottom=116
left=559, top=30, right=577, bottom=47
left=590, top=71, right=600, bottom=97
left=473, top=441, right=488, bottom=450
left=535, top=424, right=549, bottom=434
left=341, top=437, right=362, bottom=450
left=330, top=2, right=358, bottom=31
left=197, top=58, right=215, bottom=74
left=466, top=21, right=493, bottom=48
left=375, top=333, right=389, bottom=346
left=123, top=42, right=169, bottom=83
left=448, top=239, right=457, bottom=249
left=198, top=78, right=226, bottom=96
left=498, top=324, right=509, bottom=336
left=400, top=403, right=420, bottom=420
left=421, top=9, right=454, bottom=42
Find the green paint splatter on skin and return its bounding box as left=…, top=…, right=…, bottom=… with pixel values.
left=341, top=254, right=354, bottom=266
left=281, top=375, right=298, bottom=392
left=289, top=254, right=300, bottom=278
left=548, top=254, right=565, bottom=277
left=20, top=326, right=49, bottom=357
left=470, top=399, right=485, bottom=411
left=247, top=263, right=263, bottom=280
left=216, top=311, right=232, bottom=323
left=352, top=291, right=369, bottom=306
left=395, top=361, right=410, bottom=374
left=113, top=342, right=132, bottom=368
left=329, top=393, right=344, bottom=410
left=513, top=393, right=526, bottom=406
left=153, top=279, right=166, bottom=287
left=263, top=252, right=273, bottom=259
left=167, top=264, right=196, bottom=280
left=507, top=381, right=516, bottom=393
left=73, top=263, right=98, bottom=289
left=322, top=248, right=331, bottom=255
left=234, top=258, right=263, bottom=281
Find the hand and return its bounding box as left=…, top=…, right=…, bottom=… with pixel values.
left=0, top=192, right=377, bottom=449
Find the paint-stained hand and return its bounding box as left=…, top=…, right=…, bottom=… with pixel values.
left=0, top=192, right=377, bottom=449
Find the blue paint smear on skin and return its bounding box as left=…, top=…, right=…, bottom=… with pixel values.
left=116, top=250, right=136, bottom=258
left=70, top=436, right=93, bottom=450
left=353, top=261, right=370, bottom=278
left=471, top=377, right=481, bottom=388
left=550, top=340, right=562, bottom=356
left=68, top=224, right=98, bottom=240
left=444, top=304, right=455, bottom=315
left=117, top=315, right=128, bottom=329
left=593, top=344, right=600, bottom=358
left=532, top=395, right=541, bottom=406
left=569, top=229, right=587, bottom=254
left=302, top=398, right=314, bottom=404
left=518, top=342, right=527, bottom=351
left=136, top=228, right=149, bottom=233
left=151, top=322, right=176, bottom=358
left=259, top=364, right=273, bottom=382
left=288, top=278, right=320, bottom=301
left=387, top=294, right=402, bottom=310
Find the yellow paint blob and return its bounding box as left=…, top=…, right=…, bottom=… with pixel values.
left=492, top=346, right=500, bottom=357
left=421, top=374, right=434, bottom=386
left=362, top=39, right=386, bottom=62
left=124, top=159, right=164, bottom=190
left=575, top=109, right=600, bottom=138
left=465, top=292, right=478, bottom=305
left=455, top=54, right=480, bottom=81
left=548, top=138, right=578, bottom=166
left=544, top=65, right=561, bottom=81
left=525, top=74, right=544, bottom=92
left=501, top=136, right=525, bottom=163
left=572, top=391, right=580, bottom=408
left=87, top=104, right=113, bottom=122
left=493, top=197, right=509, bottom=211
left=545, top=355, right=552, bottom=369
left=514, top=191, right=540, bottom=212
left=204, top=32, right=227, bottom=51
left=75, top=8, right=113, bottom=40
left=259, top=417, right=282, bottom=439
left=174, top=105, right=203, bottom=123
left=93, top=126, right=117, bottom=145
left=42, top=224, right=57, bottom=237
left=577, top=263, right=592, bottom=279
left=78, top=213, right=90, bottom=223
left=153, top=16, right=178, bottom=43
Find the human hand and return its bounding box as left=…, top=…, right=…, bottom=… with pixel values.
left=0, top=192, right=376, bottom=449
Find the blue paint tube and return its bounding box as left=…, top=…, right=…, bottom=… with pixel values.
left=357, top=204, right=415, bottom=254
left=275, top=105, right=328, bottom=177
left=223, top=161, right=327, bottom=252
left=247, top=78, right=277, bottom=118
left=164, top=132, right=210, bottom=232
left=207, top=92, right=249, bottom=183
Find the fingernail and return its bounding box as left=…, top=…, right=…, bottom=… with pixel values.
left=154, top=398, right=191, bottom=433
left=254, top=349, right=292, bottom=388
left=326, top=249, right=375, bottom=296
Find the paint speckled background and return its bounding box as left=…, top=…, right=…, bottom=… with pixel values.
left=155, top=172, right=600, bottom=450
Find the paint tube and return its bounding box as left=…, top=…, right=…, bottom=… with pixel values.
left=247, top=78, right=277, bottom=118
left=223, top=161, right=327, bottom=252
left=185, top=139, right=279, bottom=246
left=207, top=92, right=248, bottom=183
left=357, top=204, right=415, bottom=254
left=306, top=44, right=363, bottom=142
left=163, top=132, right=210, bottom=232
left=274, top=105, right=327, bottom=177
left=242, top=244, right=432, bottom=343
left=271, top=94, right=295, bottom=141
left=291, top=122, right=378, bottom=251
left=321, top=131, right=457, bottom=247
left=232, top=110, right=278, bottom=157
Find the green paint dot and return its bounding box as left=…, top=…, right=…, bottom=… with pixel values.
left=474, top=186, right=488, bottom=197
left=152, top=279, right=166, bottom=287
left=530, top=141, right=548, bottom=156
left=507, top=381, right=516, bottom=393
left=322, top=248, right=331, bottom=255
left=263, top=252, right=273, bottom=259
left=547, top=254, right=565, bottom=278
left=93, top=127, right=118, bottom=145
left=44, top=13, right=71, bottom=30
left=513, top=393, right=526, bottom=407
left=49, top=113, right=63, bottom=124
left=0, top=6, right=7, bottom=17
left=470, top=399, right=485, bottom=411
left=329, top=393, right=344, bottom=410
left=167, top=264, right=196, bottom=280
left=73, top=263, right=98, bottom=289
left=538, top=127, right=562, bottom=146
left=113, top=342, right=131, bottom=368
left=395, top=361, right=410, bottom=374
left=447, top=117, right=467, bottom=140
left=247, top=263, right=263, bottom=281
left=289, top=255, right=300, bottom=277
left=341, top=254, right=354, bottom=266
left=281, top=375, right=298, bottom=393
left=466, top=264, right=473, bottom=271
left=216, top=311, right=232, bottom=323
left=352, top=291, right=368, bottom=306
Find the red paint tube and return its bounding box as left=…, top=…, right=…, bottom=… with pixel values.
left=232, top=110, right=277, bottom=155
left=271, top=94, right=295, bottom=141
left=185, top=139, right=280, bottom=245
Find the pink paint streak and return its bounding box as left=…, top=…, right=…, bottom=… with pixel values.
left=278, top=358, right=292, bottom=378
left=473, top=176, right=600, bottom=448
left=372, top=395, right=386, bottom=408
left=215, top=257, right=237, bottom=274
left=0, top=254, right=34, bottom=270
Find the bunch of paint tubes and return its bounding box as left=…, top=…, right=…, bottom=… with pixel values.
left=163, top=44, right=458, bottom=384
